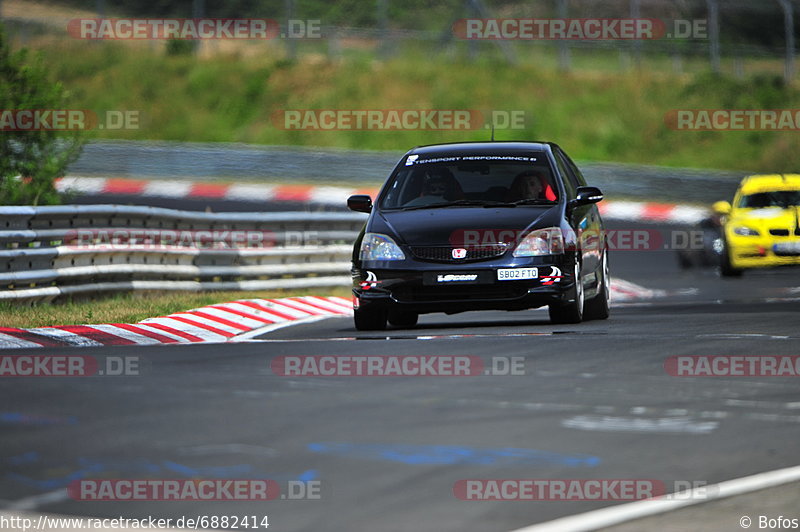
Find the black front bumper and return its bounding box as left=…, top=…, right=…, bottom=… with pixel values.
left=352, top=260, right=575, bottom=315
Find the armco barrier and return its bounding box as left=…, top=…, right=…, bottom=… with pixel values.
left=65, top=141, right=745, bottom=204
left=0, top=205, right=366, bottom=302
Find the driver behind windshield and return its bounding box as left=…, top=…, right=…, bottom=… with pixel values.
left=505, top=170, right=557, bottom=202
left=422, top=174, right=447, bottom=198
left=406, top=167, right=464, bottom=205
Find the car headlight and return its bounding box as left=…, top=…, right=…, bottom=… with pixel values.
left=733, top=226, right=760, bottom=237
left=359, top=233, right=406, bottom=261
left=513, top=227, right=565, bottom=257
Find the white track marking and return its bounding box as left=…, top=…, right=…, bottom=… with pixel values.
left=561, top=415, right=719, bottom=434
left=138, top=317, right=229, bottom=341
left=2, top=489, right=69, bottom=511
left=54, top=177, right=106, bottom=195
left=221, top=302, right=290, bottom=322
left=0, top=332, right=42, bottom=348
left=225, top=183, right=276, bottom=201
left=248, top=299, right=314, bottom=319
left=83, top=324, right=162, bottom=345
left=143, top=180, right=192, bottom=197
left=230, top=315, right=337, bottom=340
left=26, top=328, right=103, bottom=347
left=193, top=307, right=266, bottom=329
left=295, top=296, right=354, bottom=314
left=508, top=464, right=800, bottom=532
left=127, top=323, right=194, bottom=343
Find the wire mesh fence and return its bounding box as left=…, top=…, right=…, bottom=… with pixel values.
left=1, top=0, right=797, bottom=80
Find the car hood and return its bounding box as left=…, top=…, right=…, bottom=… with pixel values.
left=374, top=206, right=560, bottom=246
left=730, top=206, right=800, bottom=232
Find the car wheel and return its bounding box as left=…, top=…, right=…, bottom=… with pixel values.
left=354, top=307, right=387, bottom=331
left=584, top=251, right=610, bottom=321
left=388, top=310, right=418, bottom=328
left=719, top=239, right=743, bottom=277
left=549, top=259, right=584, bottom=324
left=676, top=249, right=693, bottom=269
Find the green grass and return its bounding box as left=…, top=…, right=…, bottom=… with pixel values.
left=25, top=42, right=800, bottom=171
left=9, top=37, right=796, bottom=173
left=0, top=288, right=351, bottom=328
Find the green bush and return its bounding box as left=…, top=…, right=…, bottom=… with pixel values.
left=165, top=39, right=195, bottom=56
left=0, top=25, right=84, bottom=205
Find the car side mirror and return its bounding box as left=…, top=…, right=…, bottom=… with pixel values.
left=572, top=186, right=604, bottom=206
left=712, top=201, right=731, bottom=215
left=347, top=195, right=373, bottom=213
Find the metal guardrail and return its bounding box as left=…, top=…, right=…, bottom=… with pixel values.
left=67, top=141, right=745, bottom=204
left=0, top=205, right=366, bottom=302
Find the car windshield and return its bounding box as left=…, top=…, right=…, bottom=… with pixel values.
left=738, top=190, right=800, bottom=209
left=379, top=156, right=559, bottom=210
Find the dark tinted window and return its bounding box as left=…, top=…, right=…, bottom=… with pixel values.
left=738, top=190, right=800, bottom=208
left=380, top=154, right=559, bottom=209
left=553, top=150, right=577, bottom=198
left=558, top=148, right=588, bottom=187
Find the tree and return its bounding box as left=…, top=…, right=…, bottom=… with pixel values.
left=0, top=24, right=84, bottom=205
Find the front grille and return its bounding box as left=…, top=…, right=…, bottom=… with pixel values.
left=410, top=244, right=509, bottom=263
left=770, top=229, right=790, bottom=236
left=392, top=285, right=528, bottom=302
left=771, top=227, right=800, bottom=236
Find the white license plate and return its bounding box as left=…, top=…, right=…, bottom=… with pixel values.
left=774, top=241, right=800, bottom=254
left=497, top=268, right=538, bottom=281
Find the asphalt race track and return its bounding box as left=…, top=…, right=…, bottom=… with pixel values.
left=1, top=220, right=799, bottom=532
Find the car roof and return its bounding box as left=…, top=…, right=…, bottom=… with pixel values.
left=739, top=174, right=800, bottom=194
left=407, top=141, right=555, bottom=155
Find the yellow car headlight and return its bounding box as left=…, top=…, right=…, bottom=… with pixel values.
left=733, top=226, right=760, bottom=237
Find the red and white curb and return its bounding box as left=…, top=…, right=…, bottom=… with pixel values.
left=597, top=200, right=708, bottom=225
left=56, top=177, right=709, bottom=224
left=0, top=281, right=662, bottom=349
left=0, top=296, right=353, bottom=350
left=610, top=278, right=666, bottom=301
left=55, top=177, right=377, bottom=208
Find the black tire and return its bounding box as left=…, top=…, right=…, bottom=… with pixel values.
left=584, top=251, right=610, bottom=321
left=388, top=310, right=418, bottom=328
left=354, top=307, right=387, bottom=331
left=549, top=259, right=584, bottom=324
left=676, top=249, right=694, bottom=269
left=719, top=239, right=743, bottom=277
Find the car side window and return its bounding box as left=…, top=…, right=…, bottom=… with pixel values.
left=553, top=151, right=577, bottom=198
left=559, top=149, right=588, bottom=187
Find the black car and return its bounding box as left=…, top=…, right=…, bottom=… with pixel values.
left=347, top=141, right=609, bottom=330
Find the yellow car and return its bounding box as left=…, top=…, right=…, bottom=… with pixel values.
left=713, top=174, right=800, bottom=276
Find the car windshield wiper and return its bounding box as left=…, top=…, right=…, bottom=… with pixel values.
left=395, top=202, right=457, bottom=211
left=398, top=200, right=516, bottom=210
left=511, top=198, right=558, bottom=206
left=445, top=200, right=519, bottom=208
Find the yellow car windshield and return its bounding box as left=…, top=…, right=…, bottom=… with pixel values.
left=738, top=190, right=800, bottom=209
